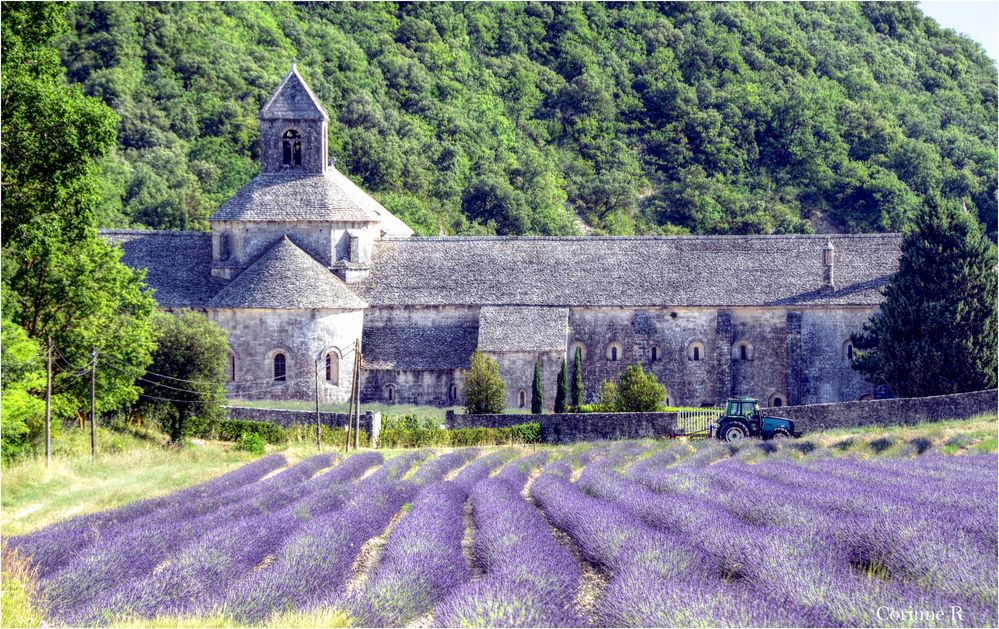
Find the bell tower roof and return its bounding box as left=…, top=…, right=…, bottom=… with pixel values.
left=259, top=64, right=328, bottom=122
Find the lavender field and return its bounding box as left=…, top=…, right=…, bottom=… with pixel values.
left=7, top=438, right=998, bottom=628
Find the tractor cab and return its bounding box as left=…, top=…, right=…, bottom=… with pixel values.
left=713, top=397, right=798, bottom=442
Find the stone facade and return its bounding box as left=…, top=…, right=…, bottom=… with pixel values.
left=104, top=66, right=912, bottom=412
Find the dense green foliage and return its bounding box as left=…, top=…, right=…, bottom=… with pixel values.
left=594, top=363, right=668, bottom=412
left=462, top=350, right=506, bottom=414
left=140, top=310, right=229, bottom=442
left=851, top=196, right=998, bottom=397
left=1, top=318, right=48, bottom=462
left=378, top=422, right=541, bottom=448
left=531, top=361, right=544, bottom=414
left=235, top=431, right=266, bottom=455
left=554, top=357, right=568, bottom=414
left=1, top=2, right=157, bottom=432
left=52, top=2, right=997, bottom=237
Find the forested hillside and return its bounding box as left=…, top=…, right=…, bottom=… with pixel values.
left=56, top=2, right=997, bottom=237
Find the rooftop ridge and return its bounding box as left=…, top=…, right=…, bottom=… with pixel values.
left=101, top=229, right=210, bottom=236
left=259, top=65, right=328, bottom=121
left=379, top=233, right=903, bottom=243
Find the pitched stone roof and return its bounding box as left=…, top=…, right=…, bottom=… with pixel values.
left=102, top=230, right=224, bottom=308
left=358, top=234, right=902, bottom=308
left=362, top=322, right=479, bottom=370
left=209, top=236, right=367, bottom=310
left=478, top=306, right=569, bottom=352
left=327, top=168, right=414, bottom=237
left=209, top=171, right=383, bottom=223
left=259, top=65, right=328, bottom=121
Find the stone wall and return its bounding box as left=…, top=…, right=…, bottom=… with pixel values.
left=779, top=389, right=996, bottom=432
left=447, top=390, right=996, bottom=443
left=214, top=307, right=363, bottom=404
left=225, top=406, right=381, bottom=443
left=445, top=409, right=679, bottom=444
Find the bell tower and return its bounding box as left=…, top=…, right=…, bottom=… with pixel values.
left=259, top=64, right=329, bottom=175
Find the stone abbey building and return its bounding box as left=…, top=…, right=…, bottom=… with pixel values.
left=105, top=67, right=902, bottom=410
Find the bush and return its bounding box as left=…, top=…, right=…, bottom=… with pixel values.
left=284, top=424, right=369, bottom=448
left=462, top=350, right=506, bottom=414
left=376, top=422, right=541, bottom=448
left=236, top=432, right=266, bottom=455
left=194, top=418, right=286, bottom=444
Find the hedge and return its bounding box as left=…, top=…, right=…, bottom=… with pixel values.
left=378, top=422, right=541, bottom=448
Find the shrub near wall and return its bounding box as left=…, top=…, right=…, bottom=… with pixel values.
left=378, top=423, right=541, bottom=448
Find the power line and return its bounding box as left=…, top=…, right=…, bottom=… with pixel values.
left=101, top=352, right=315, bottom=386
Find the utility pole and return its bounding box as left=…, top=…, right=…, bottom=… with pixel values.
left=314, top=358, right=322, bottom=452
left=90, top=347, right=97, bottom=460
left=344, top=353, right=353, bottom=453
left=44, top=337, right=52, bottom=468
left=353, top=338, right=361, bottom=450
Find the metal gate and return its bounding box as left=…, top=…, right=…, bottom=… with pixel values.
left=676, top=408, right=722, bottom=439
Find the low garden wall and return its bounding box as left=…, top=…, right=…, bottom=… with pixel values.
left=447, top=389, right=996, bottom=443
left=779, top=389, right=996, bottom=432
left=224, top=406, right=381, bottom=443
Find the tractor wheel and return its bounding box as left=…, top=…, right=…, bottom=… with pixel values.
left=721, top=423, right=748, bottom=443
left=769, top=429, right=791, bottom=440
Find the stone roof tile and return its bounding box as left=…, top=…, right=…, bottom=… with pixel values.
left=209, top=171, right=382, bottom=223
left=209, top=236, right=367, bottom=310
left=358, top=235, right=901, bottom=307
left=478, top=306, right=569, bottom=353
left=259, top=65, right=328, bottom=121
left=102, top=230, right=223, bottom=308
left=362, top=322, right=479, bottom=370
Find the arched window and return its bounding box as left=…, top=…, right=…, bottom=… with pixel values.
left=650, top=345, right=660, bottom=362
left=325, top=351, right=340, bottom=385
left=385, top=384, right=396, bottom=403
left=733, top=341, right=753, bottom=361
left=449, top=383, right=458, bottom=402
left=607, top=343, right=621, bottom=361
left=228, top=352, right=235, bottom=382
left=687, top=341, right=705, bottom=362
left=282, top=129, right=302, bottom=166
left=768, top=393, right=786, bottom=408
left=273, top=353, right=286, bottom=382
left=570, top=342, right=587, bottom=361
left=518, top=389, right=527, bottom=408
left=843, top=340, right=854, bottom=361
left=859, top=393, right=874, bottom=401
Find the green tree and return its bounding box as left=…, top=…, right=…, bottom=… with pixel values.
left=1, top=316, right=47, bottom=462
left=594, top=379, right=620, bottom=412
left=851, top=196, right=998, bottom=397
left=531, top=361, right=544, bottom=415
left=571, top=346, right=584, bottom=409
left=1, top=3, right=156, bottom=421
left=462, top=350, right=506, bottom=415
left=554, top=358, right=568, bottom=413
left=139, top=310, right=229, bottom=442
left=617, top=363, right=667, bottom=412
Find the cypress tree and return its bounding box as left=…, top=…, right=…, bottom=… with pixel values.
left=571, top=347, right=584, bottom=409
left=531, top=361, right=543, bottom=414
left=851, top=195, right=997, bottom=397
left=554, top=358, right=568, bottom=413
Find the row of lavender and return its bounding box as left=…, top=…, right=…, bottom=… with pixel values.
left=534, top=440, right=997, bottom=627
left=9, top=449, right=487, bottom=625
left=9, top=440, right=997, bottom=627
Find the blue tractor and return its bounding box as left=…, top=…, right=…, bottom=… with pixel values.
left=712, top=398, right=798, bottom=442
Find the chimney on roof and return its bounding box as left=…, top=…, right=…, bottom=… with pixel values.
left=822, top=237, right=835, bottom=289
